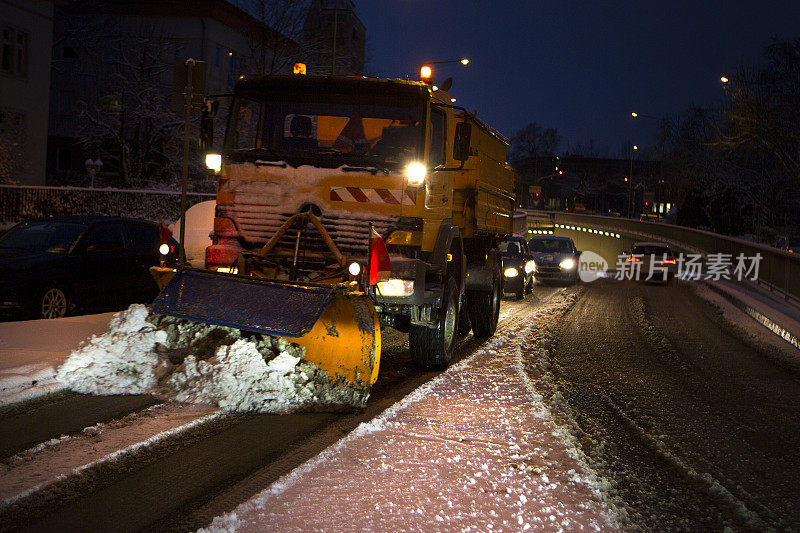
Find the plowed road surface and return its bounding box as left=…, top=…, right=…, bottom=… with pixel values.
left=2, top=280, right=799, bottom=531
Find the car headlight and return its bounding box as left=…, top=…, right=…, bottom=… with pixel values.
left=405, top=162, right=426, bottom=186
left=504, top=267, right=519, bottom=278
left=524, top=260, right=535, bottom=274
left=376, top=279, right=415, bottom=297
left=159, top=243, right=170, bottom=256
left=559, top=258, right=576, bottom=270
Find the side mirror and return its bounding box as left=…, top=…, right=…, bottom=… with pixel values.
left=453, top=122, right=472, bottom=161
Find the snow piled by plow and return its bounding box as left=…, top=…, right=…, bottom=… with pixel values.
left=56, top=304, right=365, bottom=413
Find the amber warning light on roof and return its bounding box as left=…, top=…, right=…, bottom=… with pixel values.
left=293, top=63, right=307, bottom=75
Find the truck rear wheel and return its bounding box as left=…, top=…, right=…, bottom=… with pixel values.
left=468, top=263, right=500, bottom=338
left=410, top=278, right=458, bottom=370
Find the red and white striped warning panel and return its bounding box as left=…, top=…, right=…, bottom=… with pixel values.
left=330, top=187, right=416, bottom=205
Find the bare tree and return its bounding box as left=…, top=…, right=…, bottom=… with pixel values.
left=77, top=21, right=185, bottom=187
left=509, top=122, right=561, bottom=163
left=721, top=37, right=800, bottom=186
left=243, top=0, right=331, bottom=75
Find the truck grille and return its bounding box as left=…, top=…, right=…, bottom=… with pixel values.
left=218, top=205, right=396, bottom=257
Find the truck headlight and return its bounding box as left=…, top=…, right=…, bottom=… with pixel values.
left=376, top=279, right=415, bottom=297
left=504, top=267, right=519, bottom=278
left=524, top=260, right=535, bottom=274
left=205, top=153, right=222, bottom=173
left=559, top=258, right=576, bottom=270
left=405, top=162, right=426, bottom=186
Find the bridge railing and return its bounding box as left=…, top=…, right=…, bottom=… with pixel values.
left=523, top=210, right=800, bottom=302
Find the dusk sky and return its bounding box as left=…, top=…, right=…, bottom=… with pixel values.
left=357, top=1, right=800, bottom=157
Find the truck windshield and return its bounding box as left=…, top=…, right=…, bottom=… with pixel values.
left=227, top=95, right=424, bottom=166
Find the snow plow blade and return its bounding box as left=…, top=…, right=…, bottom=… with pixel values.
left=151, top=269, right=380, bottom=391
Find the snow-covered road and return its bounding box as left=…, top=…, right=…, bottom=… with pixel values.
left=2, top=279, right=799, bottom=530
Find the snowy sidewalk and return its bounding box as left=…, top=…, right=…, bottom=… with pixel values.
left=0, top=313, right=114, bottom=405
left=206, top=292, right=616, bottom=532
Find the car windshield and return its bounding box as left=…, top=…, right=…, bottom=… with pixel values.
left=0, top=221, right=87, bottom=253
left=632, top=245, right=671, bottom=256
left=498, top=240, right=525, bottom=256
left=226, top=93, right=424, bottom=166
left=530, top=239, right=573, bottom=254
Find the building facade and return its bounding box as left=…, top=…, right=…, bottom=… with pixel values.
left=0, top=0, right=55, bottom=185
left=302, top=0, right=365, bottom=76
left=47, top=0, right=292, bottom=185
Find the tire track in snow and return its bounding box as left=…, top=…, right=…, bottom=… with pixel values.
left=0, top=407, right=230, bottom=529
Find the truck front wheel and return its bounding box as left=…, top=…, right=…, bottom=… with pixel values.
left=410, top=278, right=458, bottom=369
left=468, top=263, right=501, bottom=338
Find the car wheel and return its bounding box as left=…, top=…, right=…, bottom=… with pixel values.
left=39, top=286, right=70, bottom=319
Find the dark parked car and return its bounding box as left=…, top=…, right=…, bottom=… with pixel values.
left=500, top=236, right=534, bottom=299
left=529, top=236, right=580, bottom=285
left=0, top=216, right=177, bottom=319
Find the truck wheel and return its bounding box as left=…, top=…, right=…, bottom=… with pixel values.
left=456, top=293, right=471, bottom=338
left=468, top=263, right=501, bottom=338
left=410, top=278, right=458, bottom=369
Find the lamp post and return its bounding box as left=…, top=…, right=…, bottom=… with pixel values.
left=631, top=111, right=670, bottom=218
left=84, top=158, right=102, bottom=188
left=627, top=144, right=637, bottom=218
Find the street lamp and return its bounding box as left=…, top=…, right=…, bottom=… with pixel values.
left=85, top=158, right=103, bottom=188
left=720, top=76, right=729, bottom=83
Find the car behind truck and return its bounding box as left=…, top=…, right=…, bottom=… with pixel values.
left=151, top=73, right=515, bottom=396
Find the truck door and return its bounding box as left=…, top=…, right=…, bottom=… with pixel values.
left=424, top=106, right=452, bottom=219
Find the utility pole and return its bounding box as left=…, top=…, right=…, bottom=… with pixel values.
left=331, top=0, right=338, bottom=75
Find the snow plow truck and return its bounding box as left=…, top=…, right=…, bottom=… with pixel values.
left=151, top=73, right=515, bottom=398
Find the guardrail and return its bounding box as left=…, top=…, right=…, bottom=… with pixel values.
left=0, top=185, right=215, bottom=226
left=523, top=210, right=800, bottom=302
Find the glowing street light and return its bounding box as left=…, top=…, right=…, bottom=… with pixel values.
left=720, top=76, right=729, bottom=83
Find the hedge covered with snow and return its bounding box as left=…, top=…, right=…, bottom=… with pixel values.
left=0, top=185, right=214, bottom=225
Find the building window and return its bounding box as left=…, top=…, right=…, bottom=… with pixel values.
left=1, top=26, right=28, bottom=76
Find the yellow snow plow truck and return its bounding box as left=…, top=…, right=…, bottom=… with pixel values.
left=151, top=74, right=515, bottom=397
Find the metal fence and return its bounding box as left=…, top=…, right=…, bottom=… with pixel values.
left=0, top=185, right=215, bottom=226
left=525, top=210, right=800, bottom=302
